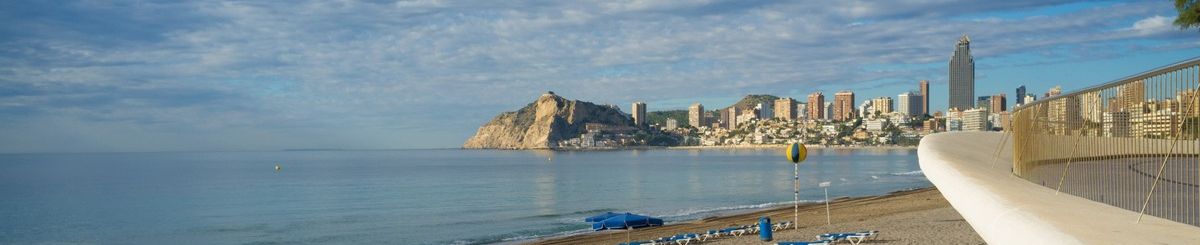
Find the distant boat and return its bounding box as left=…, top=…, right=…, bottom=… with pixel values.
left=274, top=164, right=281, bottom=172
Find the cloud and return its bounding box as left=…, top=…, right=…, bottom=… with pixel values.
left=0, top=0, right=1194, bottom=152
left=1130, top=15, right=1172, bottom=35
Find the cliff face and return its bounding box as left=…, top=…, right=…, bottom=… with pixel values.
left=463, top=93, right=633, bottom=149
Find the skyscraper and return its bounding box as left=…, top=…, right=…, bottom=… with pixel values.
left=631, top=102, right=647, bottom=126
left=774, top=97, right=797, bottom=121
left=919, top=80, right=930, bottom=115
left=833, top=91, right=856, bottom=121
left=824, top=102, right=833, bottom=120
left=757, top=100, right=774, bottom=119
left=949, top=34, right=975, bottom=111
left=688, top=103, right=705, bottom=128
left=807, top=92, right=825, bottom=120
left=898, top=92, right=921, bottom=117
left=871, top=96, right=894, bottom=115
left=1015, top=85, right=1027, bottom=107
left=723, top=107, right=739, bottom=129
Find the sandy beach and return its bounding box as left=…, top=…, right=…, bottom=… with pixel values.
left=529, top=188, right=982, bottom=245
left=665, top=145, right=918, bottom=150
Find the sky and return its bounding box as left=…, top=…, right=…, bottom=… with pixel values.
left=1, top=0, right=1198, bottom=153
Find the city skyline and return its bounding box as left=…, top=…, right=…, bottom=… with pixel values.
left=1, top=1, right=1196, bottom=153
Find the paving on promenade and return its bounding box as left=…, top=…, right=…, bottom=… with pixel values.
left=1026, top=156, right=1200, bottom=226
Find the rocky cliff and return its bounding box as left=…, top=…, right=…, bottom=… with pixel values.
left=463, top=92, right=634, bottom=149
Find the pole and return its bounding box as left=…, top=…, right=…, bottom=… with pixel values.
left=824, top=186, right=830, bottom=225
left=793, top=163, right=799, bottom=230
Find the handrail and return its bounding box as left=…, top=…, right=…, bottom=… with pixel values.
left=1014, top=56, right=1200, bottom=111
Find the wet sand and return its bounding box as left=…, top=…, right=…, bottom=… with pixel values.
left=529, top=188, right=983, bottom=245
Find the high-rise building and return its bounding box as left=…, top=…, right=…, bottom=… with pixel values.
left=1178, top=89, right=1199, bottom=116
left=1046, top=86, right=1062, bottom=98
left=898, top=92, right=921, bottom=117
left=757, top=100, right=774, bottom=119
left=871, top=96, right=894, bottom=115
left=631, top=102, right=647, bottom=126
left=858, top=100, right=873, bottom=119
left=989, top=94, right=1006, bottom=113
left=807, top=92, right=825, bottom=120
left=949, top=34, right=975, bottom=111
left=833, top=91, right=856, bottom=121
left=919, top=80, right=930, bottom=115
left=995, top=111, right=1011, bottom=130
left=774, top=97, right=797, bottom=121
left=796, top=103, right=808, bottom=120
left=962, top=108, right=990, bottom=131
left=664, top=118, right=678, bottom=131
left=976, top=96, right=991, bottom=110
left=1048, top=95, right=1080, bottom=135
left=1080, top=91, right=1103, bottom=123
left=1015, top=85, right=1027, bottom=107
left=923, top=118, right=940, bottom=133
left=1023, top=95, right=1036, bottom=105
left=688, top=103, right=705, bottom=128
left=1103, top=112, right=1130, bottom=137
left=723, top=107, right=740, bottom=129
left=824, top=102, right=834, bottom=120
left=1115, top=80, right=1145, bottom=112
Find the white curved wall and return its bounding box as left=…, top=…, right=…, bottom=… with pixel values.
left=919, top=132, right=1200, bottom=245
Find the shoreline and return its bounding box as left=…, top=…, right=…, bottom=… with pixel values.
left=663, top=144, right=917, bottom=150
left=462, top=145, right=918, bottom=151
left=525, top=187, right=981, bottom=245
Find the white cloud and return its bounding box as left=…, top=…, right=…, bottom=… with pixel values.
left=0, top=0, right=1193, bottom=152
left=1130, top=15, right=1172, bottom=35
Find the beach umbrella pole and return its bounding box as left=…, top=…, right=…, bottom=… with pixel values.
left=786, top=143, right=807, bottom=231
left=793, top=162, right=799, bottom=230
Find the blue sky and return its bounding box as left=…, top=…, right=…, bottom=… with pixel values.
left=1, top=0, right=1197, bottom=153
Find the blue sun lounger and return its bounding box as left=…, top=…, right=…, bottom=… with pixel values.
left=817, top=230, right=878, bottom=244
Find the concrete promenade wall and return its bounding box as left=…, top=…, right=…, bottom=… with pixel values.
left=919, top=132, right=1200, bottom=245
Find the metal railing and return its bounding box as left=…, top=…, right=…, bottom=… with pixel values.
left=1010, top=57, right=1200, bottom=226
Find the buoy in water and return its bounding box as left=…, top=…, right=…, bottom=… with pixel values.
left=274, top=164, right=281, bottom=172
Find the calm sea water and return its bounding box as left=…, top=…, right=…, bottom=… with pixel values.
left=0, top=148, right=927, bottom=245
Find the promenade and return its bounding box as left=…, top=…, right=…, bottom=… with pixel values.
left=919, top=132, right=1200, bottom=244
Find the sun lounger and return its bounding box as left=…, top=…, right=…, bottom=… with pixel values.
left=818, top=231, right=878, bottom=244
left=671, top=233, right=700, bottom=245
left=700, top=230, right=722, bottom=241
left=773, top=221, right=793, bottom=231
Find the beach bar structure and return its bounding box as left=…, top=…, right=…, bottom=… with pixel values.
left=920, top=57, right=1200, bottom=244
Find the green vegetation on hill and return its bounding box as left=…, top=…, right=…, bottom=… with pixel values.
left=726, top=94, right=780, bottom=111
left=647, top=110, right=688, bottom=127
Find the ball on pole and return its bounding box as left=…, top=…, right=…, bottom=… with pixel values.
left=786, top=143, right=807, bottom=164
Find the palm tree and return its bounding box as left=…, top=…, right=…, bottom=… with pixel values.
left=1177, top=0, right=1200, bottom=30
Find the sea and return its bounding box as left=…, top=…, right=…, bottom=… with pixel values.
left=0, top=148, right=928, bottom=245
